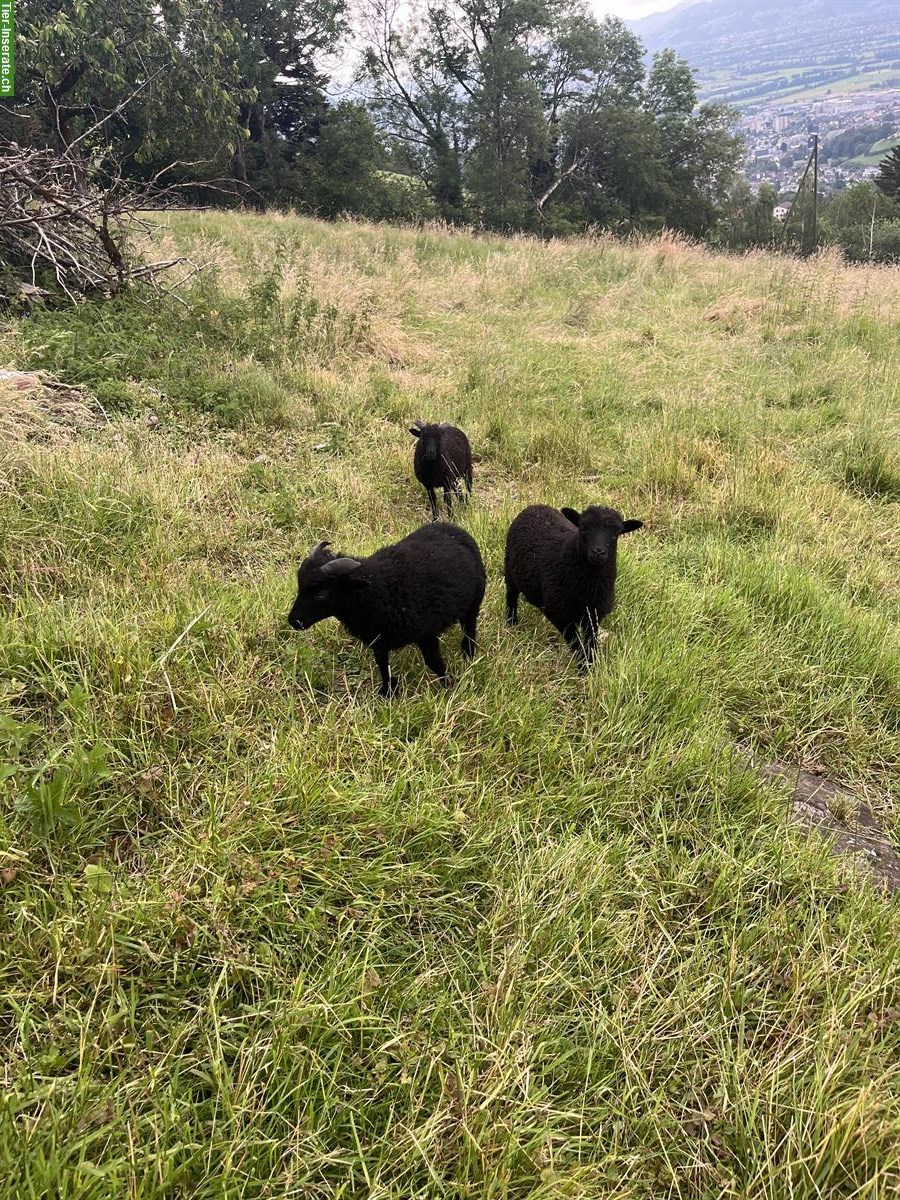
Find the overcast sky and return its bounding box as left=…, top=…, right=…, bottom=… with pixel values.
left=596, top=0, right=684, bottom=18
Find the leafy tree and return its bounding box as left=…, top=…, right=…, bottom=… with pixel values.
left=220, top=0, right=346, bottom=202
left=820, top=182, right=899, bottom=263
left=359, top=1, right=467, bottom=222
left=532, top=15, right=648, bottom=226
left=875, top=145, right=900, bottom=199
left=642, top=50, right=742, bottom=235
left=465, top=18, right=548, bottom=228
left=359, top=2, right=742, bottom=235
left=716, top=179, right=776, bottom=250
left=310, top=102, right=386, bottom=219
left=8, top=0, right=244, bottom=175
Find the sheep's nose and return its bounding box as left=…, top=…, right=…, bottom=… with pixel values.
left=588, top=549, right=607, bottom=565
left=288, top=614, right=305, bottom=631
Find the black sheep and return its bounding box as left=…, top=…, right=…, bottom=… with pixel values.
left=504, top=504, right=643, bottom=664
left=288, top=523, right=486, bottom=696
left=409, top=421, right=473, bottom=520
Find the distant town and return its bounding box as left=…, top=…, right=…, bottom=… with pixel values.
left=636, top=0, right=900, bottom=201
left=738, top=89, right=900, bottom=196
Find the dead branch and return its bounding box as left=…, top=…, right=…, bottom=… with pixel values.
left=0, top=139, right=234, bottom=302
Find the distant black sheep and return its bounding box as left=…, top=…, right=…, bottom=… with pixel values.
left=504, top=504, right=643, bottom=664
left=288, top=523, right=486, bottom=696
left=409, top=421, right=473, bottom=519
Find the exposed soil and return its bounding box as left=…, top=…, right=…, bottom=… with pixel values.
left=752, top=756, right=900, bottom=892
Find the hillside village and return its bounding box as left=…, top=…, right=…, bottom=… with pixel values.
left=741, top=88, right=900, bottom=194
left=633, top=0, right=900, bottom=200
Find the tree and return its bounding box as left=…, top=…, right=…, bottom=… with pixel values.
left=220, top=0, right=346, bottom=202
left=464, top=10, right=548, bottom=229
left=875, top=145, right=900, bottom=199
left=642, top=51, right=742, bottom=236
left=820, top=182, right=899, bottom=263
left=8, top=0, right=245, bottom=178
left=310, top=103, right=386, bottom=219
left=531, top=14, right=647, bottom=226
left=717, top=179, right=776, bottom=251
left=359, top=3, right=742, bottom=235
left=358, top=1, right=468, bottom=222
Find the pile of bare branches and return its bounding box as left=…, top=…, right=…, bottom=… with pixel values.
left=0, top=140, right=192, bottom=302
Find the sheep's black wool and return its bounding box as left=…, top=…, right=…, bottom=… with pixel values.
left=504, top=504, right=643, bottom=664
left=288, top=524, right=486, bottom=696
left=409, top=421, right=473, bottom=519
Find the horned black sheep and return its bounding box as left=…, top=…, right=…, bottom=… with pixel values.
left=288, top=524, right=486, bottom=696
left=409, top=421, right=473, bottom=520
left=504, top=504, right=643, bottom=664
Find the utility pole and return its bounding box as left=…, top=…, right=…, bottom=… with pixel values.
left=811, top=133, right=818, bottom=254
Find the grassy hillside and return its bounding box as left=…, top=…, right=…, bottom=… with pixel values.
left=2, top=214, right=900, bottom=1198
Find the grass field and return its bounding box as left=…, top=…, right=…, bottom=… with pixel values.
left=2, top=214, right=900, bottom=1198
left=777, top=71, right=900, bottom=106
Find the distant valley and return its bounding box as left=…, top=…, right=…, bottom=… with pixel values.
left=632, top=0, right=900, bottom=190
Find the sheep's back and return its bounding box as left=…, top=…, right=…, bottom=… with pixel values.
left=505, top=505, right=576, bottom=602
left=349, top=525, right=485, bottom=646
left=438, top=426, right=472, bottom=474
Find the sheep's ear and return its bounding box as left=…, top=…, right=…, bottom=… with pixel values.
left=621, top=519, right=643, bottom=535
left=320, top=557, right=367, bottom=587
left=560, top=507, right=581, bottom=526
left=321, top=556, right=362, bottom=578
left=409, top=422, right=423, bottom=437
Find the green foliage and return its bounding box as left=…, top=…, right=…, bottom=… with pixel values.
left=308, top=102, right=387, bottom=218
left=716, top=179, right=778, bottom=250
left=7, top=0, right=742, bottom=238
left=875, top=144, right=900, bottom=199
left=10, top=0, right=244, bottom=163
left=360, top=4, right=742, bottom=235
left=820, top=182, right=900, bottom=263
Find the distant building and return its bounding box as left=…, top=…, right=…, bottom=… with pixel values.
left=773, top=205, right=790, bottom=221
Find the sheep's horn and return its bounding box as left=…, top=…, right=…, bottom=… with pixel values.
left=309, top=539, right=331, bottom=558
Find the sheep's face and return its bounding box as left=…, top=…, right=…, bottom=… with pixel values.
left=410, top=422, right=441, bottom=462
left=288, top=544, right=366, bottom=630
left=561, top=506, right=643, bottom=567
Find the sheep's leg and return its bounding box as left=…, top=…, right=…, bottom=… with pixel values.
left=418, top=637, right=452, bottom=687
left=461, top=606, right=479, bottom=658
left=579, top=611, right=602, bottom=665
left=505, top=586, right=519, bottom=626
left=373, top=646, right=397, bottom=697
left=443, top=486, right=453, bottom=517
left=464, top=469, right=473, bottom=496
left=427, top=489, right=438, bottom=521
left=562, top=623, right=591, bottom=667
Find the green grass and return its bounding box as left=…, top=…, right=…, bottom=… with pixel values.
left=776, top=70, right=900, bottom=105
left=2, top=214, right=900, bottom=1198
